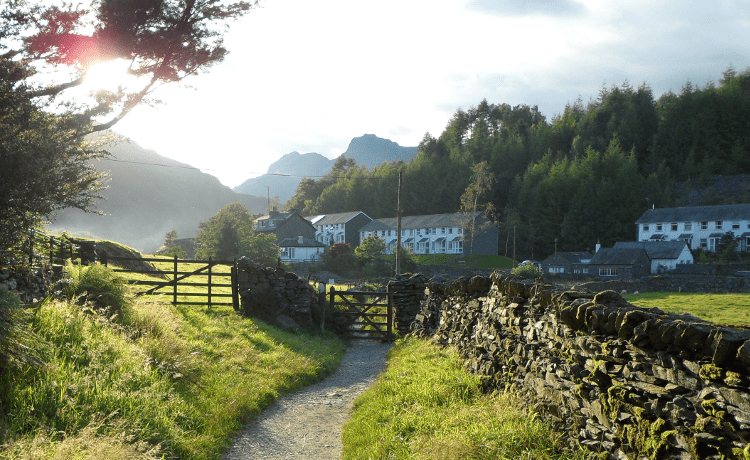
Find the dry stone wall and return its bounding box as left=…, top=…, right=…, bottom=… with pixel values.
left=411, top=272, right=750, bottom=459
left=236, top=257, right=316, bottom=330
left=0, top=265, right=62, bottom=303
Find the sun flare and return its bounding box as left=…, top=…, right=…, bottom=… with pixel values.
left=82, top=59, right=133, bottom=92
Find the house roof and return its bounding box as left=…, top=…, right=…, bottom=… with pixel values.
left=636, top=204, right=750, bottom=224
left=589, top=248, right=649, bottom=266
left=613, top=241, right=689, bottom=259
left=278, top=237, right=327, bottom=248
left=542, top=252, right=592, bottom=265
left=307, top=211, right=372, bottom=226
left=359, top=212, right=482, bottom=233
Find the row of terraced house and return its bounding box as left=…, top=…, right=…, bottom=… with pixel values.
left=253, top=209, right=498, bottom=263
left=542, top=203, right=750, bottom=280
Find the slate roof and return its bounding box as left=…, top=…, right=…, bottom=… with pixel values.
left=542, top=252, right=592, bottom=265
left=589, top=248, right=649, bottom=265
left=613, top=241, right=689, bottom=259
left=636, top=204, right=750, bottom=224
left=359, top=212, right=482, bottom=233
left=277, top=237, right=327, bottom=248
left=307, top=211, right=371, bottom=226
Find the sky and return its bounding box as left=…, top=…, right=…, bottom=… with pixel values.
left=102, top=0, right=750, bottom=189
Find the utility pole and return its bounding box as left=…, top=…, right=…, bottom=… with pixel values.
left=395, top=171, right=402, bottom=276
left=265, top=186, right=270, bottom=214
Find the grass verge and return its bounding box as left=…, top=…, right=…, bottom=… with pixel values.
left=0, top=263, right=347, bottom=460
left=622, top=292, right=750, bottom=327
left=342, top=337, right=589, bottom=460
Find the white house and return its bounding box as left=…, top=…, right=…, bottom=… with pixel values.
left=613, top=241, right=694, bottom=274
left=307, top=211, right=372, bottom=247
left=635, top=204, right=750, bottom=252
left=358, top=212, right=498, bottom=256
left=278, top=236, right=326, bottom=263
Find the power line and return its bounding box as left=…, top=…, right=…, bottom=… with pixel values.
left=99, top=157, right=395, bottom=180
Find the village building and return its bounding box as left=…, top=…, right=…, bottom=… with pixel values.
left=307, top=211, right=373, bottom=246
left=358, top=212, right=498, bottom=256
left=587, top=247, right=651, bottom=280
left=277, top=236, right=326, bottom=263
left=613, top=240, right=694, bottom=274
left=541, top=252, right=592, bottom=275
left=635, top=203, right=750, bottom=252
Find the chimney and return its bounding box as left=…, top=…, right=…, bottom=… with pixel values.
left=595, top=241, right=601, bottom=253
left=269, top=206, right=279, bottom=218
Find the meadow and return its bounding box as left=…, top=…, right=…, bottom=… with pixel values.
left=0, top=261, right=347, bottom=460
left=622, top=291, right=750, bottom=327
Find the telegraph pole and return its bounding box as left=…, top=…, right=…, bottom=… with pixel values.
left=395, top=171, right=402, bottom=276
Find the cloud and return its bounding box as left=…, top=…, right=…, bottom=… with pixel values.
left=467, top=0, right=584, bottom=17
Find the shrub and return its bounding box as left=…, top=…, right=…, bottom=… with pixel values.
left=512, top=262, right=542, bottom=279
left=63, top=262, right=131, bottom=316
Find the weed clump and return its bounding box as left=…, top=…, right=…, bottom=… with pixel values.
left=62, top=262, right=131, bottom=316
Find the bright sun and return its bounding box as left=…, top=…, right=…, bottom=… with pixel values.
left=82, top=59, right=134, bottom=92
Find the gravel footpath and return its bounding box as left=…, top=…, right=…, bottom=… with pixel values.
left=221, top=340, right=392, bottom=460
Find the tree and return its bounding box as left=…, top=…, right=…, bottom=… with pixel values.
left=355, top=236, right=386, bottom=261
left=0, top=0, right=255, bottom=264
left=194, top=203, right=278, bottom=264
left=164, top=229, right=178, bottom=248
left=457, top=161, right=497, bottom=257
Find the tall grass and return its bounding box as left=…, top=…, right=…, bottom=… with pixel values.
left=0, top=263, right=347, bottom=460
left=342, top=337, right=589, bottom=460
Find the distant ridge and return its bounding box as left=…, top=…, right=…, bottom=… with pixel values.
left=46, top=135, right=267, bottom=253
left=233, top=134, right=417, bottom=204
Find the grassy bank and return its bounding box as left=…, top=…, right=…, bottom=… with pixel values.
left=0, top=263, right=347, bottom=460
left=623, top=292, right=750, bottom=327
left=342, top=337, right=589, bottom=460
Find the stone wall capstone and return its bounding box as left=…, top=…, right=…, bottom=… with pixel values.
left=410, top=272, right=750, bottom=459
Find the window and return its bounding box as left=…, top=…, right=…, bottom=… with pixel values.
left=716, top=221, right=723, bottom=230
left=458, top=227, right=463, bottom=234
left=684, top=222, right=692, bottom=231
left=599, top=268, right=619, bottom=276
left=643, top=225, right=649, bottom=232
left=700, top=238, right=707, bottom=249
left=550, top=267, right=564, bottom=273
left=656, top=223, right=663, bottom=231
left=733, top=222, right=740, bottom=230
left=449, top=228, right=453, bottom=234
left=701, top=221, right=708, bottom=230
left=671, top=223, right=678, bottom=231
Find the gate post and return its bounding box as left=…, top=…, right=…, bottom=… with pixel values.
left=231, top=258, right=239, bottom=311
left=207, top=256, right=212, bottom=309
left=387, top=285, right=393, bottom=339
left=173, top=255, right=178, bottom=305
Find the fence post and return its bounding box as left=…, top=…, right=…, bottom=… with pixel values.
left=207, top=256, right=212, bottom=309
left=173, top=255, right=178, bottom=305
left=28, top=230, right=34, bottom=265
left=326, top=286, right=336, bottom=333
left=231, top=258, right=239, bottom=311
left=318, top=283, right=326, bottom=332
left=387, top=285, right=393, bottom=339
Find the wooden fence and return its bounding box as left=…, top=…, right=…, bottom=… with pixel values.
left=102, top=255, right=239, bottom=309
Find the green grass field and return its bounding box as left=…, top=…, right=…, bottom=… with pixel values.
left=0, top=261, right=347, bottom=460
left=622, top=292, right=750, bottom=327
left=414, top=254, right=513, bottom=269
left=342, top=337, right=589, bottom=460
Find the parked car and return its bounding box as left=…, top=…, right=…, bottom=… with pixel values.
left=519, top=260, right=542, bottom=269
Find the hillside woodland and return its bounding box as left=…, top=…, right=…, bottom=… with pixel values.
left=285, top=67, right=750, bottom=260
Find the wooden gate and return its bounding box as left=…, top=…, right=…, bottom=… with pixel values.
left=104, top=255, right=238, bottom=309
left=328, top=287, right=393, bottom=340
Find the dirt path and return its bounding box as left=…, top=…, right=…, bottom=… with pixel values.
left=221, top=340, right=392, bottom=460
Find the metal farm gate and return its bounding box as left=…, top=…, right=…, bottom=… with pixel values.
left=328, top=287, right=393, bottom=340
